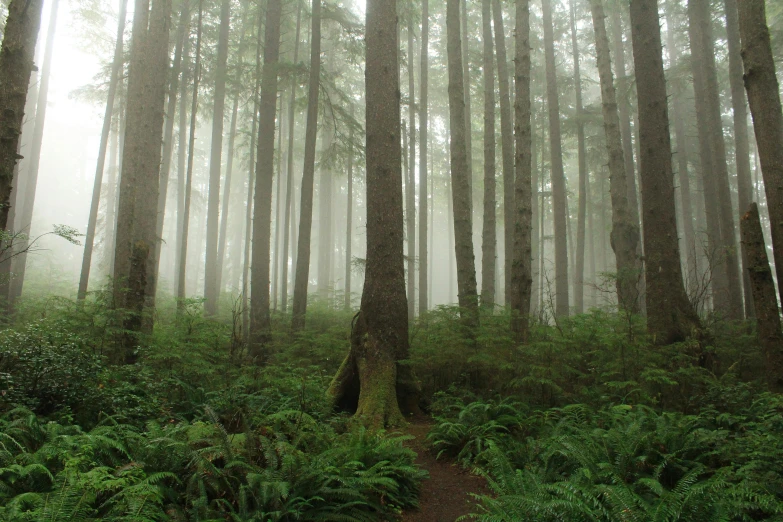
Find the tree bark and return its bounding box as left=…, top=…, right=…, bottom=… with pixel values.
left=248, top=0, right=282, bottom=357
left=78, top=0, right=128, bottom=301
left=480, top=0, right=495, bottom=308
left=406, top=14, right=416, bottom=320
left=447, top=0, right=479, bottom=329
left=345, top=109, right=354, bottom=311
left=737, top=0, right=783, bottom=311
left=0, top=0, right=45, bottom=233
left=629, top=0, right=702, bottom=344
left=204, top=0, right=230, bottom=316
left=216, top=93, right=239, bottom=296
left=291, top=0, right=321, bottom=331
left=113, top=0, right=172, bottom=358
left=327, top=0, right=418, bottom=427
left=174, top=18, right=191, bottom=300
left=740, top=202, right=783, bottom=392
left=460, top=0, right=473, bottom=215
left=589, top=0, right=641, bottom=313
left=542, top=0, right=569, bottom=317
left=570, top=0, right=586, bottom=314
left=177, top=0, right=203, bottom=311
left=418, top=0, right=429, bottom=314
left=509, top=0, right=532, bottom=341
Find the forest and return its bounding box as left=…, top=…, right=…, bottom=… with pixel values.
left=0, top=0, right=783, bottom=518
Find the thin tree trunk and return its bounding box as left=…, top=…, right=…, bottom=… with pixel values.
left=406, top=15, right=416, bottom=320
left=177, top=0, right=203, bottom=311
left=291, top=0, right=321, bottom=331
left=542, top=0, right=569, bottom=317
left=317, top=137, right=333, bottom=302
left=530, top=101, right=540, bottom=314
left=740, top=202, right=783, bottom=392
left=248, top=0, right=282, bottom=356
left=447, top=163, right=455, bottom=304
left=589, top=0, right=641, bottom=313
left=281, top=0, right=302, bottom=312
left=724, top=0, right=755, bottom=318
left=344, top=109, right=354, bottom=311
left=0, top=0, right=45, bottom=233
left=418, top=0, right=429, bottom=314
left=272, top=95, right=284, bottom=311
left=570, top=0, right=586, bottom=313
left=480, top=0, right=496, bottom=308
left=204, top=0, right=230, bottom=316
left=174, top=21, right=192, bottom=299
left=509, top=0, right=532, bottom=340
left=460, top=0, right=473, bottom=214
left=216, top=94, right=239, bottom=296
left=78, top=0, right=128, bottom=300
left=629, top=0, right=702, bottom=344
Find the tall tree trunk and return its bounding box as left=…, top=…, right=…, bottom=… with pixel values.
left=174, top=22, right=192, bottom=299
left=344, top=111, right=354, bottom=311
left=418, top=0, right=429, bottom=314
left=327, top=0, right=418, bottom=427
left=317, top=137, right=333, bottom=302
left=724, top=0, right=755, bottom=318
left=740, top=202, right=783, bottom=392
left=629, top=0, right=701, bottom=344
left=248, top=0, right=282, bottom=357
left=272, top=95, right=284, bottom=310
left=216, top=94, right=239, bottom=295
left=447, top=0, right=479, bottom=329
left=589, top=0, right=641, bottom=313
left=281, top=0, right=302, bottom=312
left=177, top=0, right=203, bottom=311
left=542, top=0, right=569, bottom=317
left=509, top=0, right=532, bottom=340
left=405, top=15, right=416, bottom=320
left=689, top=0, right=743, bottom=320
left=664, top=0, right=697, bottom=295
left=113, top=0, right=172, bottom=358
left=737, top=0, right=783, bottom=309
left=570, top=0, right=586, bottom=313
left=204, top=0, right=230, bottom=316
left=291, top=0, right=321, bottom=331
left=480, top=0, right=495, bottom=308
left=0, top=0, right=45, bottom=233
left=530, top=101, right=540, bottom=314
left=492, top=0, right=512, bottom=304
left=460, top=0, right=473, bottom=215
left=78, top=0, right=128, bottom=300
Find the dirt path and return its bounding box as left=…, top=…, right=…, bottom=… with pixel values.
left=400, top=418, right=489, bottom=522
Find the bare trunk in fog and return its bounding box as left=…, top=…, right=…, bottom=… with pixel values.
left=740, top=203, right=783, bottom=392
left=406, top=15, right=416, bottom=320
left=327, top=0, right=419, bottom=427
left=291, top=0, right=321, bottom=331
left=509, top=0, right=532, bottom=341
left=174, top=24, right=191, bottom=300
left=418, top=0, right=429, bottom=314
left=272, top=95, right=284, bottom=310
left=629, top=0, right=701, bottom=344
left=216, top=94, right=239, bottom=295
left=204, top=0, right=230, bottom=316
left=177, top=0, right=203, bottom=311
left=447, top=0, right=479, bottom=329
left=480, top=0, right=495, bottom=308
left=570, top=0, right=586, bottom=313
left=344, top=110, right=354, bottom=311
left=78, top=0, right=128, bottom=301
left=589, top=0, right=641, bottom=313
left=542, top=0, right=569, bottom=317
left=248, top=0, right=282, bottom=358
left=0, top=0, right=45, bottom=233
left=737, top=0, right=783, bottom=310
left=113, top=0, right=172, bottom=360
left=460, top=0, right=473, bottom=214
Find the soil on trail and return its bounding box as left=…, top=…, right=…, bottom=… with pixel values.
left=400, top=418, right=489, bottom=522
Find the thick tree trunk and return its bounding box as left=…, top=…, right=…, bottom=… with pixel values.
left=491, top=0, right=512, bottom=304
left=406, top=15, right=416, bottom=320
left=570, top=0, right=586, bottom=313
left=0, top=0, right=45, bottom=233
left=724, top=0, right=755, bottom=318
left=204, top=0, right=230, bottom=316
left=541, top=0, right=569, bottom=317
left=689, top=0, right=743, bottom=320
left=113, top=0, right=172, bottom=358
left=176, top=0, right=203, bottom=311
left=589, top=0, right=641, bottom=313
left=737, top=0, right=783, bottom=310
left=281, top=0, right=302, bottom=312
left=629, top=0, right=702, bottom=344
left=447, top=0, right=479, bottom=329
left=291, top=0, right=321, bottom=331
left=509, top=0, right=532, bottom=341
left=418, top=0, right=429, bottom=314
left=78, top=0, right=128, bottom=301
left=480, top=0, right=495, bottom=308
left=327, top=0, right=418, bottom=427
left=460, top=0, right=473, bottom=215
left=740, top=202, right=783, bottom=392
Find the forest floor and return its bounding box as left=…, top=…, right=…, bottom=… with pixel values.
left=400, top=417, right=489, bottom=522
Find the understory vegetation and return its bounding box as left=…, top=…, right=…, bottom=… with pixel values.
left=1, top=290, right=782, bottom=520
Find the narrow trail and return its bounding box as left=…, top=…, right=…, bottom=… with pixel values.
left=400, top=418, right=489, bottom=522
